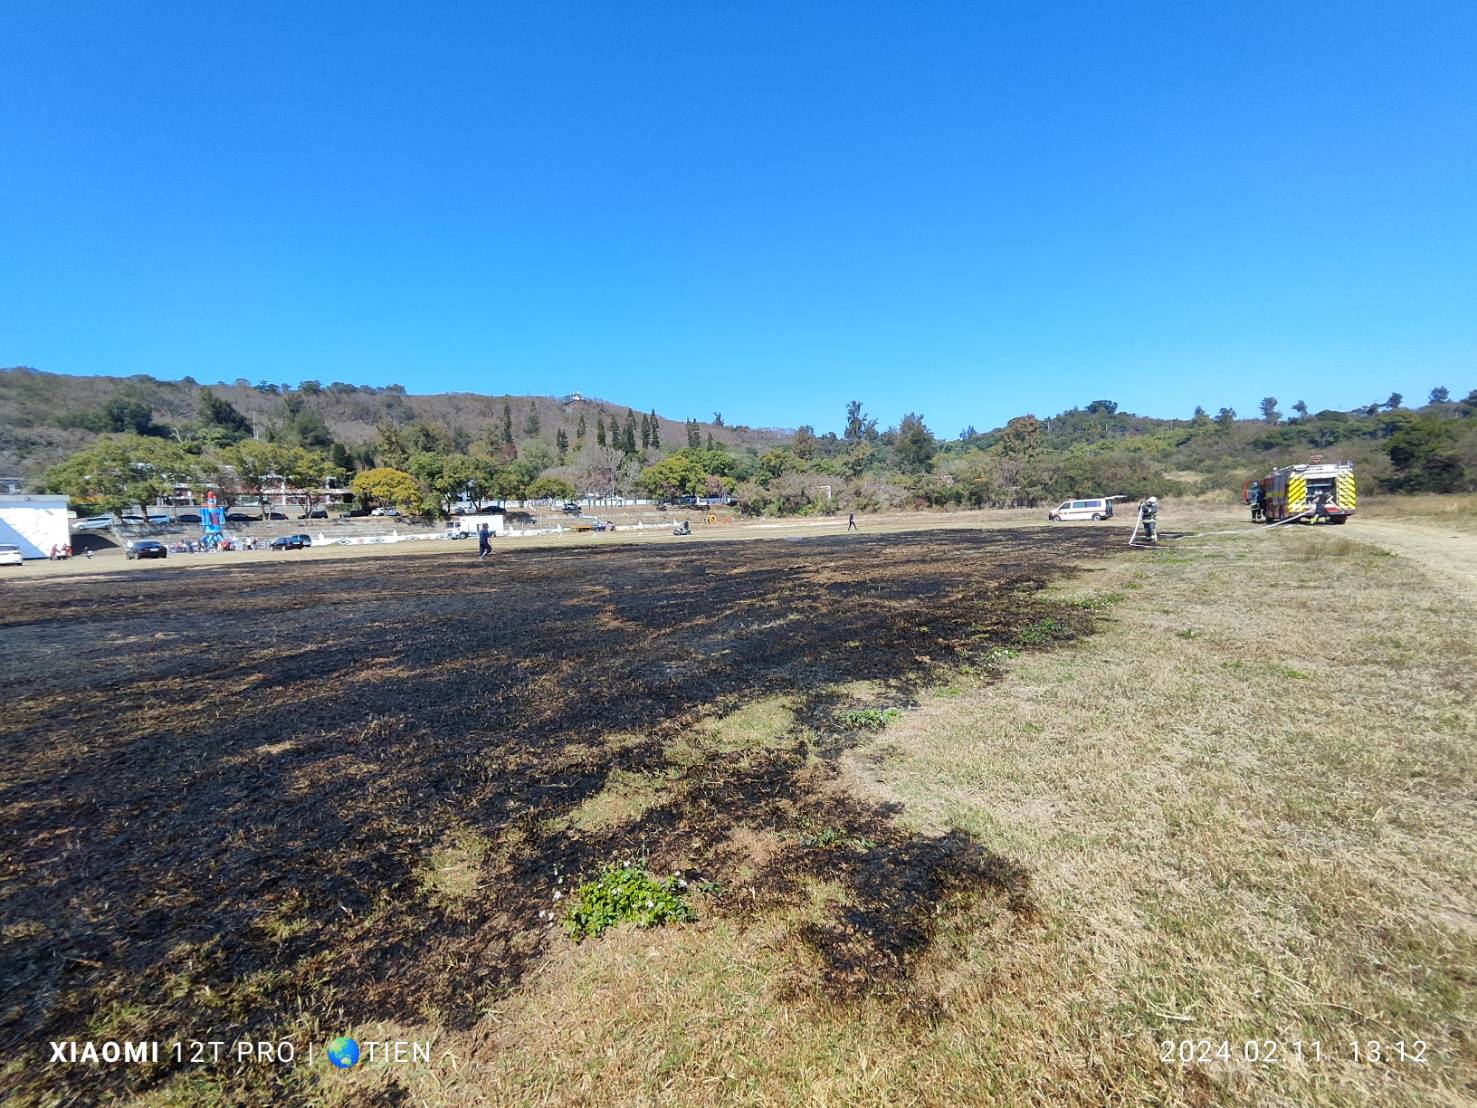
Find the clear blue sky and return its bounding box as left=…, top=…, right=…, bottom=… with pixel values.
left=2, top=1, right=1474, bottom=435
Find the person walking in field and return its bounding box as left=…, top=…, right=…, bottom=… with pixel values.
left=847, top=512, right=857, bottom=531
left=477, top=522, right=491, bottom=560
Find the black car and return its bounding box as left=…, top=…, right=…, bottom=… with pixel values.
left=269, top=535, right=305, bottom=550
left=226, top=511, right=255, bottom=522
left=301, top=509, right=327, bottom=519
left=126, top=540, right=167, bottom=560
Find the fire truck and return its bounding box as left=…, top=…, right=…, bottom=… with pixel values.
left=1247, top=457, right=1356, bottom=524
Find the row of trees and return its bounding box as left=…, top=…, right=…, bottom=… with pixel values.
left=38, top=379, right=1477, bottom=521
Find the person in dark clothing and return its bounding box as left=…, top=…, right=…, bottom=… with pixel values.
left=1313, top=491, right=1331, bottom=520
left=1138, top=496, right=1159, bottom=544
left=477, top=522, right=491, bottom=560
left=847, top=512, right=858, bottom=531
left=1248, top=482, right=1264, bottom=522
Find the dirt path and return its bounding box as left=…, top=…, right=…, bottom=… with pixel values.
left=1349, top=519, right=1477, bottom=605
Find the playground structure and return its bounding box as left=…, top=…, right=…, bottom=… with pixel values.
left=199, top=491, right=227, bottom=549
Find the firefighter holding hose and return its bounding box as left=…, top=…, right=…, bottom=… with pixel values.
left=1137, top=496, right=1159, bottom=544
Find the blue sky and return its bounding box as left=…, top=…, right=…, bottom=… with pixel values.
left=2, top=1, right=1474, bottom=435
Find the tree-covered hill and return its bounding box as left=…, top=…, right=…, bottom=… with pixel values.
left=6, top=367, right=1474, bottom=516
left=0, top=367, right=785, bottom=483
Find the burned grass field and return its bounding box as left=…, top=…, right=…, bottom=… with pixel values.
left=1, top=528, right=1115, bottom=1103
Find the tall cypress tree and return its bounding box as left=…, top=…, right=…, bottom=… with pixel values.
left=648, top=410, right=661, bottom=449
left=501, top=403, right=513, bottom=444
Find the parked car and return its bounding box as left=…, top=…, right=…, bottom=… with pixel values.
left=1048, top=497, right=1116, bottom=522
left=74, top=514, right=115, bottom=531
left=301, top=508, right=328, bottom=519
left=269, top=535, right=304, bottom=550
left=146, top=514, right=171, bottom=525
left=226, top=511, right=254, bottom=522
left=0, top=544, right=23, bottom=566
left=177, top=512, right=201, bottom=523
left=561, top=501, right=583, bottom=513
left=125, top=540, right=167, bottom=560
left=371, top=507, right=401, bottom=517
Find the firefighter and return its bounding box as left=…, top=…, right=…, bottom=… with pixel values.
left=1313, top=490, right=1331, bottom=521
left=1248, top=481, right=1264, bottom=522
left=1138, top=496, right=1159, bottom=544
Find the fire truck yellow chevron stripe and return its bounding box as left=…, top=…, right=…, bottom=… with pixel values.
left=1336, top=473, right=1356, bottom=508
left=1288, top=476, right=1306, bottom=510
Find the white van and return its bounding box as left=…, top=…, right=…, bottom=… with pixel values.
left=1048, top=497, right=1114, bottom=521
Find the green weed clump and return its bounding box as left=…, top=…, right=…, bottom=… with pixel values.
left=564, top=863, right=694, bottom=942
left=1015, top=617, right=1070, bottom=645
left=838, top=707, right=901, bottom=729
left=1072, top=593, right=1124, bottom=611
left=793, top=823, right=877, bottom=850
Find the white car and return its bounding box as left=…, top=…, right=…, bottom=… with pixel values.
left=371, top=507, right=400, bottom=516
left=1048, top=497, right=1115, bottom=522
left=74, top=514, right=115, bottom=530
left=0, top=544, right=23, bottom=566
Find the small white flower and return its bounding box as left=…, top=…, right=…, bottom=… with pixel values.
left=553, top=891, right=563, bottom=901
left=678, top=879, right=688, bottom=889
left=646, top=899, right=655, bottom=909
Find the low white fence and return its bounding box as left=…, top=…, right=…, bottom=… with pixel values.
left=317, top=519, right=685, bottom=547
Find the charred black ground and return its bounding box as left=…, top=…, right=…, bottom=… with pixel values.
left=1, top=527, right=1115, bottom=1102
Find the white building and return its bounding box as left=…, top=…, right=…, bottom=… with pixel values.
left=0, top=494, right=71, bottom=559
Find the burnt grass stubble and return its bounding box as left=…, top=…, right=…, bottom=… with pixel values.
left=1, top=527, right=1116, bottom=1101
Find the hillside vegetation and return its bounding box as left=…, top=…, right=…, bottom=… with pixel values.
left=5, top=368, right=1475, bottom=517
left=0, top=368, right=782, bottom=483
